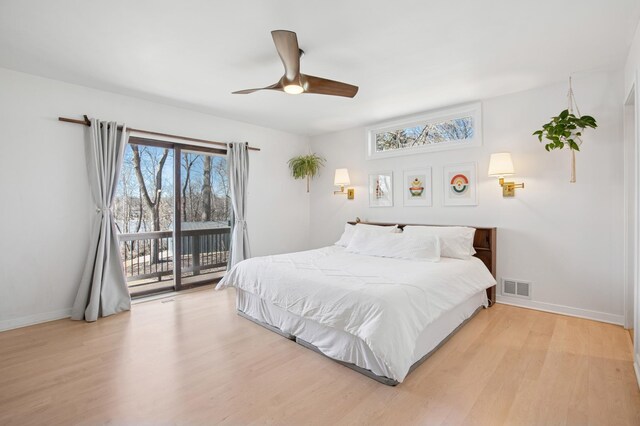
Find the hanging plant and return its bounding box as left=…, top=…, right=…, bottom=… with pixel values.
left=532, top=77, right=598, bottom=183
left=288, top=153, right=326, bottom=192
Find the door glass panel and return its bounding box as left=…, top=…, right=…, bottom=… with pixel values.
left=180, top=151, right=230, bottom=286
left=114, top=143, right=175, bottom=296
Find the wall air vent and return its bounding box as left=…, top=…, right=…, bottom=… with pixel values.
left=503, top=279, right=517, bottom=296
left=502, top=278, right=531, bottom=299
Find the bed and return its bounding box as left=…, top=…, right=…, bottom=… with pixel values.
left=217, top=222, right=497, bottom=385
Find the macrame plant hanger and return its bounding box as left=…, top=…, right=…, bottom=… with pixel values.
left=567, top=76, right=582, bottom=183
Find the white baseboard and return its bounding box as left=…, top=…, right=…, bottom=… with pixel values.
left=0, top=308, right=72, bottom=332
left=0, top=297, right=627, bottom=332
left=634, top=354, right=640, bottom=391
left=496, top=295, right=625, bottom=326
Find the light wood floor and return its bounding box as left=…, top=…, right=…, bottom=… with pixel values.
left=1, top=288, right=639, bottom=426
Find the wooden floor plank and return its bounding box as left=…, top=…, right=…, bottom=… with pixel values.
left=0, top=288, right=638, bottom=425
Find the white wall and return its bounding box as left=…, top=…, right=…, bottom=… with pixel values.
left=309, top=70, right=625, bottom=325
left=625, top=21, right=640, bottom=98
left=0, top=68, right=310, bottom=330
left=623, top=20, right=640, bottom=388
left=624, top=91, right=636, bottom=330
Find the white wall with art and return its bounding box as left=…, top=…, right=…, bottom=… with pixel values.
left=310, top=69, right=625, bottom=324
left=442, top=163, right=478, bottom=206
left=403, top=168, right=432, bottom=207
left=369, top=171, right=394, bottom=207
left=373, top=163, right=476, bottom=208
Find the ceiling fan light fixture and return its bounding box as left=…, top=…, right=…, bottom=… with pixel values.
left=232, top=30, right=358, bottom=98
left=284, top=84, right=304, bottom=95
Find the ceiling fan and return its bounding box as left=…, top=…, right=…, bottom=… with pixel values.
left=232, top=30, right=359, bottom=98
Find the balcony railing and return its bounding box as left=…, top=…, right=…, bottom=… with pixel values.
left=118, top=227, right=230, bottom=290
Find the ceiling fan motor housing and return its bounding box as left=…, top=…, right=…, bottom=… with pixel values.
left=232, top=30, right=358, bottom=98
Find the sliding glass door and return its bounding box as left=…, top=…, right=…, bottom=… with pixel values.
left=114, top=138, right=228, bottom=296
left=179, top=150, right=230, bottom=287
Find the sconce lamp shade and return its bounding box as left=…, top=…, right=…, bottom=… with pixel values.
left=488, top=153, right=515, bottom=177
left=334, top=168, right=351, bottom=186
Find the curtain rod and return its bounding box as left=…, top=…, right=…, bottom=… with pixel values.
left=58, top=116, right=260, bottom=151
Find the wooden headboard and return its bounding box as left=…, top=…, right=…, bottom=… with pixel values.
left=347, top=221, right=497, bottom=306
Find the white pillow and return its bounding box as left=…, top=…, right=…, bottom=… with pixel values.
left=346, top=224, right=398, bottom=253
left=335, top=224, right=356, bottom=247
left=346, top=231, right=440, bottom=262
left=402, top=226, right=476, bottom=259
left=335, top=223, right=398, bottom=247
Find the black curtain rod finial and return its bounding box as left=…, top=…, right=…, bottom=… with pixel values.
left=83, top=115, right=91, bottom=126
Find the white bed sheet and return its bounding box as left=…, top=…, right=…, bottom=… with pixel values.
left=236, top=288, right=487, bottom=381
left=218, top=246, right=496, bottom=381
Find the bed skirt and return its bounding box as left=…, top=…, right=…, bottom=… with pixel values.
left=235, top=289, right=487, bottom=385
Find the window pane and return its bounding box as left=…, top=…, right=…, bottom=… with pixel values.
left=114, top=143, right=175, bottom=295
left=115, top=144, right=175, bottom=233
left=180, top=151, right=230, bottom=285
left=180, top=152, right=230, bottom=224
left=375, top=116, right=474, bottom=152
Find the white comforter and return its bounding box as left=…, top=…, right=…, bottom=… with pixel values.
left=217, top=246, right=496, bottom=381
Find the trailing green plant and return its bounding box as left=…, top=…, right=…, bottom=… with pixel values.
left=532, top=76, right=598, bottom=183
left=532, top=109, right=597, bottom=152
left=288, top=153, right=326, bottom=192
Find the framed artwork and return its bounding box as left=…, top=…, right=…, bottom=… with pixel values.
left=403, top=168, right=432, bottom=207
left=443, top=162, right=478, bottom=206
left=369, top=171, right=393, bottom=207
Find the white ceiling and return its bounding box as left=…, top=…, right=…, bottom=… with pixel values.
left=1, top=0, right=638, bottom=135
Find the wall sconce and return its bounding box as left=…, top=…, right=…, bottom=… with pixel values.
left=334, top=168, right=354, bottom=199
left=488, top=152, right=524, bottom=197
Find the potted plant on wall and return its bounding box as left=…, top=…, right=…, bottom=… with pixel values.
left=533, top=77, right=598, bottom=183
left=288, top=153, right=326, bottom=192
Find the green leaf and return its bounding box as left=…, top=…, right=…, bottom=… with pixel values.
left=534, top=108, right=597, bottom=153
left=288, top=153, right=326, bottom=180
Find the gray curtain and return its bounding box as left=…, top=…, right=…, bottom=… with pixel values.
left=227, top=142, right=251, bottom=269
left=71, top=119, right=131, bottom=322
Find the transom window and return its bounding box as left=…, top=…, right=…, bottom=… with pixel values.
left=367, top=102, right=482, bottom=159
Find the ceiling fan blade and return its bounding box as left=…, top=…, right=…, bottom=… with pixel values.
left=271, top=30, right=300, bottom=80
left=302, top=74, right=359, bottom=98
left=232, top=82, right=283, bottom=95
